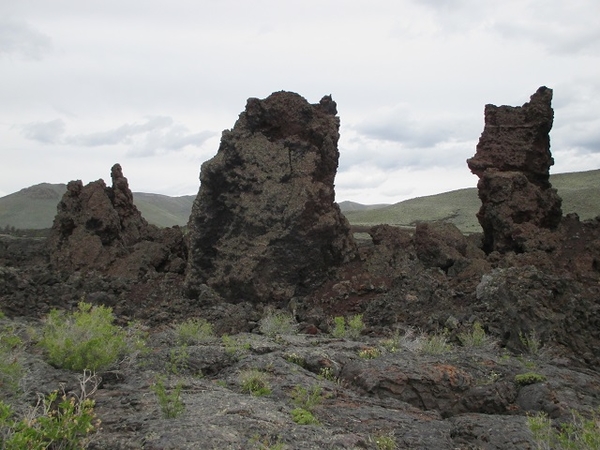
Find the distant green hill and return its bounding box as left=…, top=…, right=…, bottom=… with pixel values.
left=1, top=169, right=598, bottom=231
left=0, top=184, right=195, bottom=229
left=343, top=169, right=600, bottom=233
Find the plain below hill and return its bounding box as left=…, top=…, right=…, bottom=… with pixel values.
left=0, top=169, right=598, bottom=231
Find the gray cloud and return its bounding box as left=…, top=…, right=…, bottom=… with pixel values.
left=20, top=119, right=65, bottom=144
left=66, top=117, right=175, bottom=147
left=0, top=17, right=52, bottom=60
left=20, top=116, right=215, bottom=156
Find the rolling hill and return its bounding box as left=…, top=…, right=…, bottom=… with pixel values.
left=343, top=169, right=600, bottom=233
left=1, top=169, right=598, bottom=231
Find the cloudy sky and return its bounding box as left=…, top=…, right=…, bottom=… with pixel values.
left=2, top=0, right=599, bottom=204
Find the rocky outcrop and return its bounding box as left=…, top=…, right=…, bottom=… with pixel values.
left=185, top=91, right=357, bottom=302
left=467, top=87, right=562, bottom=253
left=47, top=164, right=186, bottom=278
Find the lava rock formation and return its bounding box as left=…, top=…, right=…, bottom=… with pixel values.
left=185, top=92, right=357, bottom=302
left=467, top=86, right=563, bottom=253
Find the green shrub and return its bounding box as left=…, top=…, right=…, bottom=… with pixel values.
left=284, top=353, right=306, bottom=367
left=515, top=372, right=547, bottom=386
left=239, top=369, right=271, bottom=397
left=0, top=372, right=100, bottom=448
left=419, top=331, right=453, bottom=355
left=458, top=321, right=494, bottom=348
left=347, top=314, right=365, bottom=339
left=259, top=310, right=297, bottom=337
left=152, top=377, right=185, bottom=419
left=222, top=334, right=251, bottom=358
left=167, top=345, right=190, bottom=375
left=290, top=408, right=319, bottom=425
left=331, top=314, right=364, bottom=339
left=0, top=326, right=23, bottom=397
left=249, top=434, right=285, bottom=450
left=291, top=385, right=323, bottom=411
left=358, top=347, right=381, bottom=359
left=39, top=302, right=127, bottom=371
left=520, top=330, right=542, bottom=356
left=527, top=409, right=600, bottom=450
left=174, top=318, right=214, bottom=345
left=370, top=431, right=397, bottom=450
left=331, top=316, right=346, bottom=338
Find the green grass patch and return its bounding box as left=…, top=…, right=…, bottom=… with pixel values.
left=290, top=408, right=319, bottom=425
left=331, top=314, right=364, bottom=339
left=527, top=409, right=600, bottom=450
left=239, top=369, right=271, bottom=397
left=515, top=372, right=547, bottom=386
left=173, top=317, right=214, bottom=345
left=259, top=310, right=297, bottom=337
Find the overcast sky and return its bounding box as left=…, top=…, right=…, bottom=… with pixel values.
left=2, top=0, right=599, bottom=204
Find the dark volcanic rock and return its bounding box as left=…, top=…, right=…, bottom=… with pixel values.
left=186, top=91, right=357, bottom=302
left=467, top=87, right=562, bottom=253
left=47, top=164, right=186, bottom=279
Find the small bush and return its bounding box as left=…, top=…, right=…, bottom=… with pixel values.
left=259, top=310, right=297, bottom=337
left=174, top=318, right=214, bottom=345
left=39, top=302, right=127, bottom=371
left=284, top=353, right=306, bottom=367
left=239, top=369, right=271, bottom=397
left=331, top=314, right=364, bottom=339
left=331, top=316, right=346, bottom=338
left=222, top=334, right=251, bottom=358
left=0, top=325, right=23, bottom=396
left=459, top=322, right=494, bottom=348
left=291, top=385, right=323, bottom=411
left=419, top=331, right=453, bottom=355
left=369, top=431, right=397, bottom=450
left=358, top=347, right=381, bottom=359
left=250, top=434, right=285, bottom=450
left=152, top=377, right=185, bottom=419
left=167, top=345, right=190, bottom=375
left=0, top=371, right=100, bottom=448
left=520, top=330, right=542, bottom=356
left=290, top=408, right=319, bottom=425
left=527, top=409, right=600, bottom=450
left=515, top=372, right=547, bottom=386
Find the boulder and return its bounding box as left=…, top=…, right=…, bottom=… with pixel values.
left=185, top=91, right=357, bottom=302
left=467, top=87, right=562, bottom=253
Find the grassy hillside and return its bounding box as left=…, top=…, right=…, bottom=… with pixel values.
left=0, top=184, right=67, bottom=230
left=0, top=184, right=195, bottom=229
left=1, top=169, right=598, bottom=231
left=344, top=169, right=600, bottom=233
left=132, top=193, right=195, bottom=228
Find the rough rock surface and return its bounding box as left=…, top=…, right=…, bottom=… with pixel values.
left=6, top=319, right=600, bottom=450
left=467, top=87, right=563, bottom=253
left=47, top=164, right=186, bottom=279
left=186, top=91, right=357, bottom=302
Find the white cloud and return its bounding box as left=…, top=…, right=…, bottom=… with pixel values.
left=0, top=17, right=52, bottom=60
left=20, top=119, right=65, bottom=144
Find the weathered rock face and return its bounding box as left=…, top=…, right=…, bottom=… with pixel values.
left=47, top=164, right=186, bottom=278
left=467, top=87, right=562, bottom=253
left=186, top=91, right=357, bottom=302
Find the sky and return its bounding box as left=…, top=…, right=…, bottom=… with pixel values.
left=1, top=0, right=600, bottom=204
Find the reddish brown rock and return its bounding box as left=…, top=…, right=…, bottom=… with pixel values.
left=185, top=91, right=357, bottom=302
left=47, top=164, right=186, bottom=278
left=467, top=87, right=562, bottom=253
